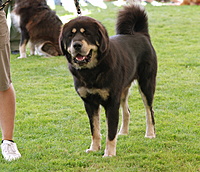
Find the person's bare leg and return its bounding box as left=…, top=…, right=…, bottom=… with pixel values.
left=0, top=84, right=21, bottom=161
left=0, top=84, right=15, bottom=140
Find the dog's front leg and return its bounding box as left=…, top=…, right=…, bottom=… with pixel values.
left=18, top=28, right=29, bottom=59
left=103, top=101, right=120, bottom=157
left=84, top=102, right=101, bottom=153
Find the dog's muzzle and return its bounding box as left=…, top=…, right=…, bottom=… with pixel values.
left=71, top=41, right=93, bottom=65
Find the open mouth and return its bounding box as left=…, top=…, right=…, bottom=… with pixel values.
left=74, top=50, right=92, bottom=65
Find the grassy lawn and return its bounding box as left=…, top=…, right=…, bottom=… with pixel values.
left=1, top=2, right=200, bottom=171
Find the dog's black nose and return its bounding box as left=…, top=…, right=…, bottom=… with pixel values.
left=73, top=42, right=82, bottom=51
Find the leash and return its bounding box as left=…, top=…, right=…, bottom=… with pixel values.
left=0, top=0, right=12, bottom=11
left=74, top=0, right=82, bottom=16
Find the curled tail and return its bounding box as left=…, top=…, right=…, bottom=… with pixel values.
left=116, top=5, right=149, bottom=35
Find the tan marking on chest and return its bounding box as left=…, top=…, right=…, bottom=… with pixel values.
left=77, top=87, right=109, bottom=100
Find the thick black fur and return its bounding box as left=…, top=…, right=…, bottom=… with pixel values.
left=60, top=5, right=157, bottom=156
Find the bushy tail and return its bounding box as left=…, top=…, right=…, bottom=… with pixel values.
left=116, top=5, right=149, bottom=35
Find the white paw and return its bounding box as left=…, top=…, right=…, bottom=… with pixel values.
left=103, top=146, right=116, bottom=157
left=103, top=151, right=116, bottom=157
left=18, top=52, right=27, bottom=59
left=145, top=134, right=156, bottom=139
left=103, top=154, right=116, bottom=157
left=85, top=149, right=97, bottom=153
left=17, top=56, right=27, bottom=59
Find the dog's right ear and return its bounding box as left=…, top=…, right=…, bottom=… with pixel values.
left=59, top=35, right=72, bottom=64
left=59, top=24, right=70, bottom=55
left=59, top=29, right=72, bottom=63
left=59, top=34, right=67, bottom=56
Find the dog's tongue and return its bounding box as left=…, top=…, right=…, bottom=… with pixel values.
left=76, top=54, right=86, bottom=61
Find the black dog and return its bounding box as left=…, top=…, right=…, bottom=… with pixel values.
left=60, top=5, right=157, bottom=157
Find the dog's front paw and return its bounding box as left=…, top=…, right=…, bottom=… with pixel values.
left=103, top=153, right=116, bottom=157
left=86, top=138, right=101, bottom=153
left=17, top=52, right=27, bottom=59
left=17, top=55, right=27, bottom=59
left=86, top=147, right=100, bottom=153
left=86, top=144, right=101, bottom=153
left=85, top=149, right=94, bottom=153
left=18, top=56, right=27, bottom=59
left=145, top=133, right=156, bottom=139
left=103, top=138, right=117, bottom=157
left=103, top=149, right=116, bottom=157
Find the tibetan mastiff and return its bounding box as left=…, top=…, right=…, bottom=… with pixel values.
left=60, top=5, right=157, bottom=157
left=11, top=0, right=62, bottom=58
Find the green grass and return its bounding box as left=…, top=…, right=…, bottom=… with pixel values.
left=1, top=2, right=200, bottom=171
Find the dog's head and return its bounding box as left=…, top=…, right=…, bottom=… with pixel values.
left=59, top=16, right=109, bottom=69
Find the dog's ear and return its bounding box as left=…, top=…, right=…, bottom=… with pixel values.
left=96, top=21, right=109, bottom=55
left=59, top=33, right=67, bottom=56
left=59, top=24, right=70, bottom=55
left=59, top=29, right=72, bottom=62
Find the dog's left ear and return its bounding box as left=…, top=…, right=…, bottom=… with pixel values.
left=96, top=21, right=109, bottom=55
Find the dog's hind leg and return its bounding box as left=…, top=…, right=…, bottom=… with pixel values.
left=41, top=42, right=60, bottom=57
left=84, top=103, right=101, bottom=153
left=138, top=78, right=156, bottom=139
left=29, top=41, right=35, bottom=56
left=118, top=86, right=131, bottom=135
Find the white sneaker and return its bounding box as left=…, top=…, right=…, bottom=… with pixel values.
left=1, top=140, right=21, bottom=161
